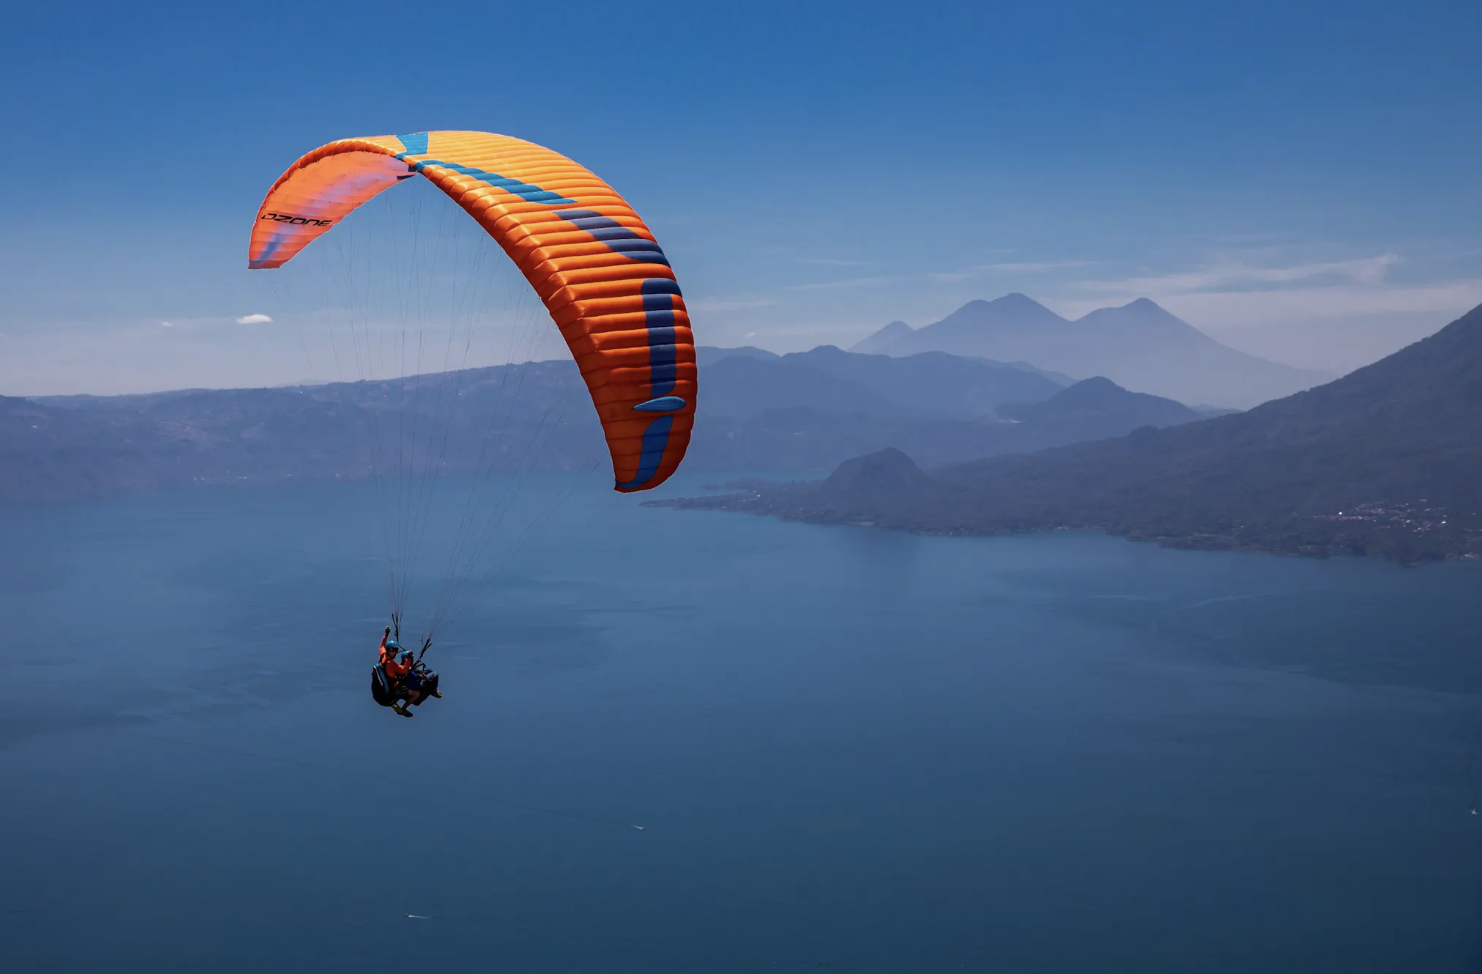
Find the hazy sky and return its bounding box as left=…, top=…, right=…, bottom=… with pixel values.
left=3, top=0, right=1479, bottom=395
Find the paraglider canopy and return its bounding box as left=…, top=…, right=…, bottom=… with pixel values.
left=249, top=130, right=696, bottom=493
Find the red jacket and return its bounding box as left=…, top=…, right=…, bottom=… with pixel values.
left=379, top=632, right=412, bottom=680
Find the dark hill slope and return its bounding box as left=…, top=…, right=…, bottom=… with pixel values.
left=997, top=376, right=1199, bottom=436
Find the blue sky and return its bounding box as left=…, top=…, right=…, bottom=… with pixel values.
left=2, top=0, right=1479, bottom=394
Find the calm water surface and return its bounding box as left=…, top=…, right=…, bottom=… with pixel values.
left=2, top=475, right=1480, bottom=972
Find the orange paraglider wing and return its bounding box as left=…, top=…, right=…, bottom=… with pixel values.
left=248, top=131, right=694, bottom=492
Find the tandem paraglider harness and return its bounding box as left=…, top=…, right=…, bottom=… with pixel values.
left=370, top=659, right=440, bottom=707
left=371, top=616, right=440, bottom=709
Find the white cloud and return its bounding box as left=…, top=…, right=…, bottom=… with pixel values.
left=787, top=275, right=899, bottom=291
left=995, top=239, right=1482, bottom=371
left=160, top=321, right=174, bottom=328
left=1038, top=245, right=1482, bottom=372
left=930, top=260, right=1095, bottom=283
left=1156, top=280, right=1482, bottom=325
left=1052, top=276, right=1482, bottom=324
left=1147, top=280, right=1482, bottom=373
left=989, top=260, right=1097, bottom=273
left=236, top=313, right=273, bottom=325
left=1072, top=253, right=1400, bottom=300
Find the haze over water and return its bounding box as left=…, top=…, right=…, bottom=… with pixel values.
left=3, top=475, right=1480, bottom=972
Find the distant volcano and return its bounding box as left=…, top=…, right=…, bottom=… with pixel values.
left=853, top=294, right=1333, bottom=409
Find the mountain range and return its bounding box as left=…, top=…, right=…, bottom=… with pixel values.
left=700, top=345, right=1066, bottom=421
left=667, top=302, right=1482, bottom=562
left=0, top=348, right=1204, bottom=502
left=852, top=294, right=1333, bottom=409
left=690, top=374, right=1201, bottom=470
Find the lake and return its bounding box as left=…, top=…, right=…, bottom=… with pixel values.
left=3, top=474, right=1481, bottom=972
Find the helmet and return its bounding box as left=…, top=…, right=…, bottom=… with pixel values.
left=385, top=639, right=402, bottom=652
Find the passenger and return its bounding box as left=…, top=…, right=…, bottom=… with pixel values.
left=378, top=624, right=441, bottom=713
left=384, top=646, right=420, bottom=716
